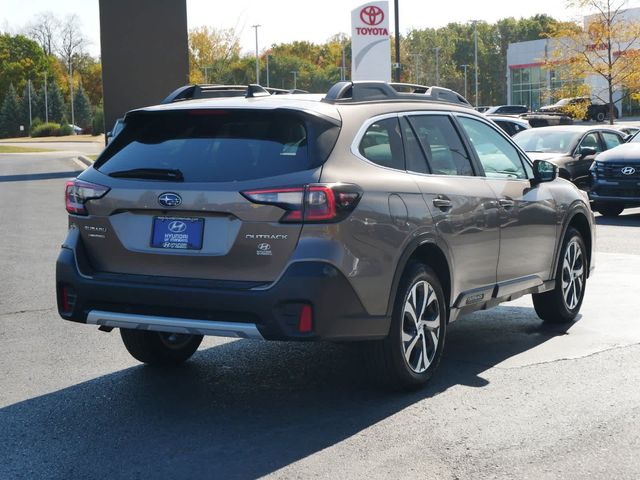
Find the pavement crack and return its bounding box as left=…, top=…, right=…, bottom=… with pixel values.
left=0, top=307, right=54, bottom=318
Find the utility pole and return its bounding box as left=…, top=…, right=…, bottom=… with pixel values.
left=252, top=24, right=261, bottom=84
left=460, top=64, right=469, bottom=100
left=434, top=47, right=441, bottom=85
left=393, top=0, right=400, bottom=81
left=44, top=74, right=48, bottom=124
left=340, top=48, right=346, bottom=81
left=69, top=61, right=75, bottom=130
left=409, top=53, right=421, bottom=84
left=291, top=71, right=298, bottom=90
left=27, top=79, right=32, bottom=128
left=472, top=20, right=479, bottom=107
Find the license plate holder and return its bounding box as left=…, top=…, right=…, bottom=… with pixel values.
left=151, top=217, right=204, bottom=250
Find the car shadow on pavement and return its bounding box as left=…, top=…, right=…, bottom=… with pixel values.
left=1, top=305, right=576, bottom=479
left=0, top=170, right=82, bottom=183
left=595, top=212, right=640, bottom=227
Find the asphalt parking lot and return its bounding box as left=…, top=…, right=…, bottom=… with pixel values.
left=1, top=148, right=639, bottom=479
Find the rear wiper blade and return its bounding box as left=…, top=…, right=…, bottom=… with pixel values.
left=108, top=168, right=184, bottom=181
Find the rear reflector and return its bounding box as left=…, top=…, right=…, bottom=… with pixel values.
left=298, top=304, right=313, bottom=333
left=60, top=285, right=77, bottom=314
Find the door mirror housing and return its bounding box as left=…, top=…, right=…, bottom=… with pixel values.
left=578, top=146, right=597, bottom=159
left=532, top=159, right=558, bottom=185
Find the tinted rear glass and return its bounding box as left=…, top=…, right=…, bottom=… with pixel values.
left=95, top=110, right=337, bottom=182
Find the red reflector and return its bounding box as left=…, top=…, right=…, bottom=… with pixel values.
left=298, top=305, right=313, bottom=333
left=61, top=286, right=71, bottom=312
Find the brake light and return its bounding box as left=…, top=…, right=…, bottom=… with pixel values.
left=241, top=184, right=361, bottom=223
left=298, top=304, right=313, bottom=333
left=65, top=179, right=110, bottom=215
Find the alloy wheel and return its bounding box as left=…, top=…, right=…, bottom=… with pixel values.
left=561, top=239, right=585, bottom=310
left=402, top=280, right=440, bottom=373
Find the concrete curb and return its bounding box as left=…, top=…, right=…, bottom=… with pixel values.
left=76, top=155, right=94, bottom=167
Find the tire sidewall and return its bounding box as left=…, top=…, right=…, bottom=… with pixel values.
left=388, top=263, right=447, bottom=387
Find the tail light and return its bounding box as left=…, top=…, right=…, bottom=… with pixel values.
left=241, top=183, right=361, bottom=223
left=65, top=179, right=110, bottom=215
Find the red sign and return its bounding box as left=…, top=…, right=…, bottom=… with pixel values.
left=360, top=5, right=384, bottom=26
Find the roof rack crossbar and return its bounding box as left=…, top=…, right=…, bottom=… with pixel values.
left=323, top=81, right=471, bottom=107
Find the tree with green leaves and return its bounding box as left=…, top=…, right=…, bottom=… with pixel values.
left=0, top=34, right=49, bottom=107
left=0, top=84, right=22, bottom=138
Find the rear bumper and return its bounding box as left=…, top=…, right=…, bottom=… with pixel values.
left=56, top=234, right=389, bottom=341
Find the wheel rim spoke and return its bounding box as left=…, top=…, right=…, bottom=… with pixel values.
left=561, top=239, right=585, bottom=311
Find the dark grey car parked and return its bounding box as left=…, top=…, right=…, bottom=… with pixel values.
left=57, top=82, right=595, bottom=389
left=513, top=125, right=625, bottom=189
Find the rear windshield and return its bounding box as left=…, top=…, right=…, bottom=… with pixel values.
left=95, top=109, right=339, bottom=182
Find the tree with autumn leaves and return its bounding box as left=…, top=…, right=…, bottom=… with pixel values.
left=549, top=0, right=640, bottom=123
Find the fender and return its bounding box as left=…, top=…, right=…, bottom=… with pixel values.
left=385, top=231, right=455, bottom=318
left=550, top=200, right=594, bottom=280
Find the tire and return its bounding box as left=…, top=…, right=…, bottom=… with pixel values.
left=595, top=111, right=606, bottom=122
left=365, top=262, right=447, bottom=390
left=532, top=227, right=587, bottom=323
left=597, top=205, right=624, bottom=217
left=120, top=328, right=203, bottom=365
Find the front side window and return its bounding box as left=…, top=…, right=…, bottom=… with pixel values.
left=458, top=116, right=528, bottom=180
left=577, top=132, right=603, bottom=153
left=406, top=115, right=474, bottom=176
left=358, top=117, right=405, bottom=170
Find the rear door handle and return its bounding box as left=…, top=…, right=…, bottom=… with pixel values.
left=432, top=197, right=452, bottom=210
left=498, top=198, right=515, bottom=209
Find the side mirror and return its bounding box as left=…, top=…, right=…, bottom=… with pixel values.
left=106, top=131, right=113, bottom=145
left=578, top=146, right=597, bottom=159
left=532, top=159, right=558, bottom=185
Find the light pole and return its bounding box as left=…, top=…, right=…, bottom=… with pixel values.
left=434, top=47, right=441, bottom=85
left=409, top=53, right=421, bottom=84
left=471, top=20, right=479, bottom=107
left=44, top=73, right=48, bottom=124
left=291, top=71, right=298, bottom=90
left=460, top=64, right=469, bottom=100
left=69, top=60, right=75, bottom=130
left=251, top=24, right=261, bottom=84
left=393, top=0, right=400, bottom=82
left=266, top=54, right=270, bottom=88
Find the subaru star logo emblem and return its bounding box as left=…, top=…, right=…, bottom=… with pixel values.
left=257, top=243, right=271, bottom=251
left=158, top=192, right=181, bottom=207
left=168, top=220, right=187, bottom=233
left=621, top=166, right=636, bottom=175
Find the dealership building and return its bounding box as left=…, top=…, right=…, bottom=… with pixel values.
left=506, top=7, right=640, bottom=112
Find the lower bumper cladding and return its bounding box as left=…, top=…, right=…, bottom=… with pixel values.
left=87, top=310, right=264, bottom=339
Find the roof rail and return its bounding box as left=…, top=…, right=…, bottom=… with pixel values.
left=161, top=84, right=309, bottom=104
left=323, top=81, right=471, bottom=107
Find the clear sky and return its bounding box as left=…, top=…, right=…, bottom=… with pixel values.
left=2, top=0, right=637, bottom=57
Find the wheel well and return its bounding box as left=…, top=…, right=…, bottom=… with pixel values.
left=410, top=243, right=451, bottom=314
left=568, top=212, right=592, bottom=272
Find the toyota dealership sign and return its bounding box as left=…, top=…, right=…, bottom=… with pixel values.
left=351, top=1, right=392, bottom=81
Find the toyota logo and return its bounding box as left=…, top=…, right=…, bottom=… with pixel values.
left=168, top=221, right=187, bottom=233
left=158, top=192, right=182, bottom=207
left=621, top=166, right=636, bottom=175
left=257, top=243, right=271, bottom=251
left=360, top=5, right=384, bottom=26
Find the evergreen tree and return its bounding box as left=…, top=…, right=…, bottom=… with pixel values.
left=72, top=84, right=92, bottom=130
left=47, top=80, right=66, bottom=124
left=0, top=84, right=22, bottom=138
left=19, top=83, right=36, bottom=130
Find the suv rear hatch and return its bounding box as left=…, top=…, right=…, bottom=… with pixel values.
left=71, top=106, right=340, bottom=284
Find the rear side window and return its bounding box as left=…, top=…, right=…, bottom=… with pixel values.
left=95, top=110, right=338, bottom=182
left=358, top=117, right=405, bottom=170
left=407, top=115, right=475, bottom=176
left=602, top=131, right=622, bottom=149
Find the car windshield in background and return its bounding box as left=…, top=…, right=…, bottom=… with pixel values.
left=95, top=110, right=328, bottom=182
left=513, top=129, right=577, bottom=154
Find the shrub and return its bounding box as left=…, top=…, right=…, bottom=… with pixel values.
left=31, top=122, right=61, bottom=137
left=58, top=123, right=73, bottom=136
